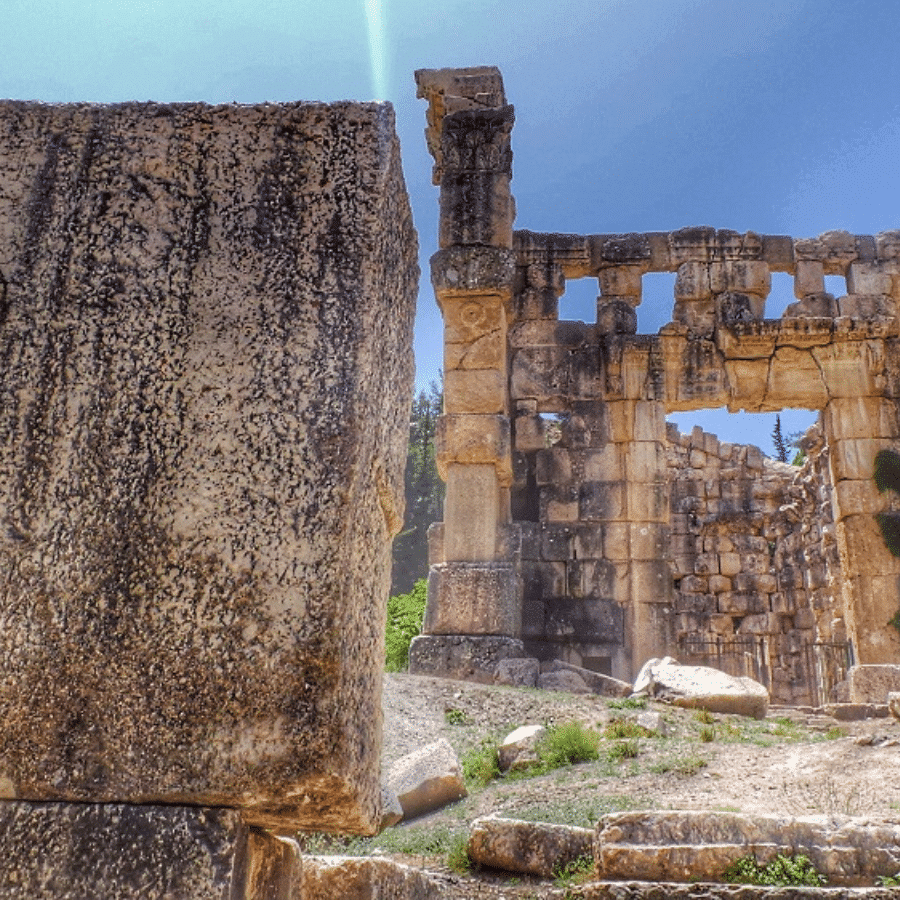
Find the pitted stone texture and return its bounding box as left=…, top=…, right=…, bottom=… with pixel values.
left=423, top=563, right=520, bottom=636
left=301, top=855, right=445, bottom=900
left=494, top=656, right=540, bottom=687
left=848, top=664, right=900, bottom=703
left=408, top=635, right=526, bottom=684
left=497, top=724, right=545, bottom=772
left=547, top=660, right=632, bottom=698
left=469, top=816, right=593, bottom=878
left=0, top=100, right=418, bottom=832
left=595, top=810, right=900, bottom=886
left=0, top=802, right=300, bottom=899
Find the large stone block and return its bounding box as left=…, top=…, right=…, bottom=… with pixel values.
left=0, top=100, right=418, bottom=832
left=407, top=634, right=526, bottom=684
left=0, top=802, right=299, bottom=899
left=423, top=562, right=520, bottom=636
left=848, top=664, right=900, bottom=703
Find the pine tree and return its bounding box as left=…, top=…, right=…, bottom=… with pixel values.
left=772, top=414, right=789, bottom=463
left=390, top=381, right=444, bottom=595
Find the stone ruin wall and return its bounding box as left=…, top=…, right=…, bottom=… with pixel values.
left=411, top=66, right=900, bottom=697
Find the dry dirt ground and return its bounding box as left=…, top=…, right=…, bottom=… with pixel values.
left=306, top=673, right=900, bottom=896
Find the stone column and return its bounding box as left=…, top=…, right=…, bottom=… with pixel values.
left=410, top=68, right=524, bottom=682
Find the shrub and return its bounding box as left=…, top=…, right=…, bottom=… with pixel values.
left=536, top=721, right=601, bottom=769
left=384, top=578, right=427, bottom=671
left=604, top=719, right=649, bottom=739
left=446, top=832, right=473, bottom=873
left=462, top=738, right=501, bottom=787
left=444, top=707, right=468, bottom=726
left=722, top=853, right=826, bottom=887
left=607, top=739, right=639, bottom=762
left=699, top=725, right=716, bottom=743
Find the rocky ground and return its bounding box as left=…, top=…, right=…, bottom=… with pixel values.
left=302, top=673, right=900, bottom=896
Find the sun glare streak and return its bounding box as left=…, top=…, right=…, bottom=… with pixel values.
left=364, top=0, right=388, bottom=100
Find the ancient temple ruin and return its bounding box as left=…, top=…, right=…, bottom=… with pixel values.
left=410, top=66, right=900, bottom=704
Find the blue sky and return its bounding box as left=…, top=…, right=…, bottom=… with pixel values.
left=3, top=0, right=899, bottom=452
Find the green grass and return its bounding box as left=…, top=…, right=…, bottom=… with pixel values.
left=535, top=721, right=601, bottom=770
left=694, top=708, right=715, bottom=725
left=606, top=739, right=639, bottom=762
left=607, top=697, right=647, bottom=710
left=510, top=794, right=650, bottom=828
left=462, top=737, right=501, bottom=788
left=699, top=724, right=716, bottom=743
left=722, top=853, right=826, bottom=887
left=604, top=718, right=651, bottom=739
left=444, top=707, right=469, bottom=726
left=553, top=854, right=593, bottom=888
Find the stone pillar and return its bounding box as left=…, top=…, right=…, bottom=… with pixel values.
left=410, top=68, right=523, bottom=682
left=824, top=385, right=900, bottom=663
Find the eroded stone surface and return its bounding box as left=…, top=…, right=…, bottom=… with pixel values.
left=0, top=99, right=418, bottom=831
left=384, top=738, right=467, bottom=821
left=0, top=801, right=301, bottom=899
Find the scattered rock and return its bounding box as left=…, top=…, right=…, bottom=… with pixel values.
left=537, top=669, right=592, bottom=694
left=301, top=855, right=445, bottom=900
left=468, top=816, right=594, bottom=878
left=849, top=664, right=900, bottom=703
left=546, top=660, right=631, bottom=698
left=494, top=657, right=540, bottom=688
left=634, top=659, right=769, bottom=719
left=497, top=725, right=545, bottom=773
left=385, top=738, right=467, bottom=821
left=634, top=710, right=667, bottom=736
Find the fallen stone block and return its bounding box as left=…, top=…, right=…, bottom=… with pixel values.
left=538, top=669, right=592, bottom=694
left=825, top=703, right=890, bottom=721
left=595, top=810, right=900, bottom=886
left=547, top=660, right=632, bottom=698
left=468, top=816, right=593, bottom=878
left=380, top=785, right=404, bottom=830
left=494, top=656, right=540, bottom=687
left=576, top=882, right=897, bottom=898
left=300, top=855, right=445, bottom=900
left=849, top=665, right=900, bottom=703
left=888, top=692, right=900, bottom=722
left=497, top=724, right=545, bottom=772
left=635, top=659, right=768, bottom=718
left=385, top=738, right=467, bottom=821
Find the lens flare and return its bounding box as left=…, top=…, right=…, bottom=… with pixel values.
left=364, top=0, right=388, bottom=100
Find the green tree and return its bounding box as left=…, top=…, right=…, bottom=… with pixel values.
left=385, top=578, right=428, bottom=671
left=772, top=414, right=789, bottom=463
left=391, top=381, right=444, bottom=595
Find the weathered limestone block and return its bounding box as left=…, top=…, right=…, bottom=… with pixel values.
left=794, top=259, right=826, bottom=297
left=0, top=100, right=418, bottom=832
left=430, top=246, right=516, bottom=304
left=595, top=810, right=900, bottom=885
left=0, top=802, right=299, bottom=899
left=444, top=367, right=506, bottom=413
left=546, top=659, right=631, bottom=697
left=848, top=664, right=900, bottom=703
left=497, top=724, right=545, bottom=771
left=300, top=855, right=444, bottom=900
left=408, top=634, right=526, bottom=684
left=443, top=464, right=501, bottom=561
left=469, top=816, right=594, bottom=878
left=423, top=562, right=520, bottom=636
left=435, top=414, right=511, bottom=478
left=384, top=739, right=467, bottom=821
left=494, top=656, right=540, bottom=687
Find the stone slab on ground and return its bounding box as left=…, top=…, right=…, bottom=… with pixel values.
left=0, top=100, right=418, bottom=832
left=0, top=801, right=299, bottom=899
left=578, top=884, right=897, bottom=899
left=300, top=856, right=446, bottom=900
left=849, top=665, right=900, bottom=703
left=638, top=660, right=769, bottom=719
left=595, top=810, right=900, bottom=886
left=385, top=738, right=467, bottom=821
left=468, top=816, right=594, bottom=878
left=546, top=660, right=632, bottom=698
left=825, top=703, right=890, bottom=721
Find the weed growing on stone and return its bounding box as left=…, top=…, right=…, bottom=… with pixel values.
left=553, top=854, right=593, bottom=888
left=721, top=853, right=826, bottom=887
left=877, top=873, right=900, bottom=887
